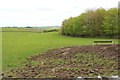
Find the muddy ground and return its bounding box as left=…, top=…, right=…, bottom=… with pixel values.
left=2, top=44, right=120, bottom=78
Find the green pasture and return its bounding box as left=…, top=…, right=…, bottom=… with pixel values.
left=2, top=31, right=119, bottom=72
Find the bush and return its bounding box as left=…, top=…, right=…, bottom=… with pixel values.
left=43, top=28, right=59, bottom=32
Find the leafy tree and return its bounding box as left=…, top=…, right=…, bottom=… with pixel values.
left=102, top=8, right=118, bottom=36
left=94, top=8, right=106, bottom=36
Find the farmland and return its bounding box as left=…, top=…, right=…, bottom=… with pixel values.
left=5, top=44, right=118, bottom=78
left=2, top=29, right=119, bottom=72
left=1, top=28, right=119, bottom=78
left=1, top=1, right=119, bottom=78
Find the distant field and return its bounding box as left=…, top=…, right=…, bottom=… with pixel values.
left=1, top=27, right=59, bottom=33
left=2, top=28, right=31, bottom=32
left=2, top=31, right=119, bottom=72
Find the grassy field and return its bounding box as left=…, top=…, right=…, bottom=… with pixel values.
left=2, top=31, right=119, bottom=72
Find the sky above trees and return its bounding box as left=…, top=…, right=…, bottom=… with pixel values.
left=0, top=0, right=119, bottom=27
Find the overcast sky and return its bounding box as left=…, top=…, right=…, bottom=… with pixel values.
left=0, top=0, right=119, bottom=27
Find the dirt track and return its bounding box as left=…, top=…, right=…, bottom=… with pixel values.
left=2, top=44, right=120, bottom=78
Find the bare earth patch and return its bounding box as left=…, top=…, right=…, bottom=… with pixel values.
left=2, top=44, right=119, bottom=78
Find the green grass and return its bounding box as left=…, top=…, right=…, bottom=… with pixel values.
left=2, top=32, right=119, bottom=72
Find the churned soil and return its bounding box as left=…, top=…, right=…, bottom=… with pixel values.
left=2, top=44, right=120, bottom=78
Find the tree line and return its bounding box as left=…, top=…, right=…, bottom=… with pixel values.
left=61, top=8, right=119, bottom=38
